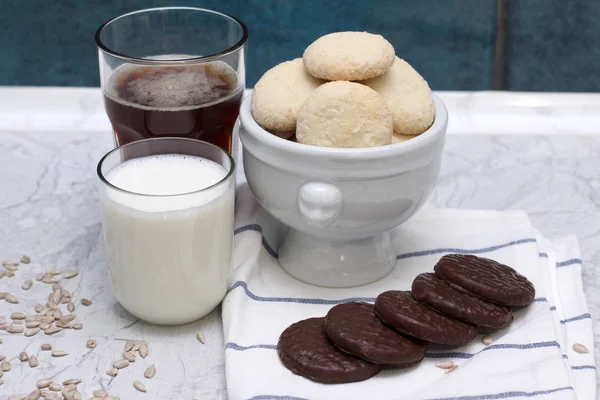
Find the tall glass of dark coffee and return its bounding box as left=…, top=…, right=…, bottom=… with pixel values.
left=95, top=7, right=247, bottom=154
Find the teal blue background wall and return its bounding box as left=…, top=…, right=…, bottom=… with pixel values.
left=1, top=0, right=598, bottom=91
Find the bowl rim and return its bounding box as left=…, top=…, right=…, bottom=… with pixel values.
left=239, top=92, right=448, bottom=161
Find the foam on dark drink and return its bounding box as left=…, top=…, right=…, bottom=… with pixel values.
left=103, top=60, right=243, bottom=152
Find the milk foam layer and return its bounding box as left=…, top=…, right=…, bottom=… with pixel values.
left=106, top=154, right=228, bottom=212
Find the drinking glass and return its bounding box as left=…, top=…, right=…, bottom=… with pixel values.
left=97, top=138, right=235, bottom=325
left=95, top=7, right=248, bottom=154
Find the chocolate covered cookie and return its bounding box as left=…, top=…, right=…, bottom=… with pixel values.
left=278, top=317, right=382, bottom=384
left=374, top=291, right=477, bottom=346
left=412, top=273, right=513, bottom=329
left=325, top=302, right=426, bottom=366
left=434, top=254, right=535, bottom=307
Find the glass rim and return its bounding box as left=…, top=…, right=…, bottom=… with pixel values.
left=97, top=137, right=236, bottom=198
left=94, top=6, right=248, bottom=65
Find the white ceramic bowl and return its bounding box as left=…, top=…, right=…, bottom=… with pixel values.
left=239, top=93, right=448, bottom=288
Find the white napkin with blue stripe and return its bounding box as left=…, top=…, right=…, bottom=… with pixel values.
left=223, top=184, right=596, bottom=400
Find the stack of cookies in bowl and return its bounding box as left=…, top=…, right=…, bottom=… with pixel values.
left=251, top=31, right=434, bottom=148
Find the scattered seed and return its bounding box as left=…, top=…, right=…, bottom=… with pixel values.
left=0, top=271, right=5, bottom=279
left=53, top=309, right=63, bottom=320
left=67, top=302, right=75, bottom=312
left=0, top=323, right=9, bottom=330
left=1, top=360, right=10, bottom=371
left=26, top=320, right=41, bottom=328
left=13, top=319, right=23, bottom=325
left=11, top=312, right=26, bottom=320
left=40, top=315, right=54, bottom=323
left=81, top=298, right=92, bottom=306
left=86, top=339, right=96, bottom=349
left=133, top=340, right=146, bottom=351
left=123, top=351, right=135, bottom=362
left=8, top=325, right=25, bottom=333
left=445, top=364, right=458, bottom=374
left=5, top=294, right=18, bottom=304
left=93, top=390, right=108, bottom=398
left=0, top=292, right=6, bottom=299
left=9, top=395, right=26, bottom=400
left=60, top=296, right=70, bottom=305
left=72, top=323, right=83, bottom=330
left=61, top=314, right=76, bottom=322
left=49, top=382, right=61, bottom=391
left=61, top=384, right=77, bottom=397
left=42, top=392, right=58, bottom=400
left=125, top=340, right=135, bottom=352
left=196, top=330, right=205, bottom=344
left=39, top=322, right=50, bottom=330
left=41, top=344, right=52, bottom=351
left=106, top=367, right=118, bottom=377
left=144, top=364, right=156, bottom=379
left=35, top=272, right=44, bottom=281
left=3, top=263, right=18, bottom=272
left=21, top=279, right=33, bottom=290
left=52, top=282, right=62, bottom=291
left=27, top=389, right=41, bottom=400
left=44, top=325, right=62, bottom=335
left=29, top=355, right=38, bottom=368
left=63, top=271, right=79, bottom=279
left=139, top=343, right=148, bottom=358
left=20, top=255, right=31, bottom=264
left=42, top=276, right=58, bottom=284
left=19, top=352, right=29, bottom=362
left=0, top=355, right=5, bottom=361
left=37, top=378, right=52, bottom=388
left=573, top=343, right=590, bottom=354
left=133, top=380, right=147, bottom=393
left=51, top=350, right=68, bottom=357
left=7, top=271, right=15, bottom=278
left=113, top=359, right=129, bottom=369
left=48, top=270, right=61, bottom=276
left=25, top=327, right=41, bottom=337
left=482, top=335, right=493, bottom=346
left=62, top=378, right=82, bottom=385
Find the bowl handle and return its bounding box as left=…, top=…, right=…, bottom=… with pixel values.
left=297, top=182, right=342, bottom=227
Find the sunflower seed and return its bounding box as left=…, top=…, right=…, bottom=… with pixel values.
left=61, top=313, right=76, bottom=322
left=1, top=360, right=10, bottom=371
left=42, top=392, right=58, bottom=400
left=27, top=314, right=41, bottom=321
left=27, top=389, right=41, bottom=400
left=0, top=355, right=5, bottom=361
left=482, top=335, right=493, bottom=346
left=133, top=340, right=146, bottom=351
left=573, top=343, right=590, bottom=354
left=133, top=380, right=147, bottom=392
left=51, top=350, right=68, bottom=357
left=19, top=352, right=29, bottom=362
left=80, top=298, right=92, bottom=306
left=48, top=270, right=61, bottom=276
left=49, top=382, right=61, bottom=391
left=11, top=312, right=25, bottom=320
left=63, top=271, right=79, bottom=279
left=0, top=271, right=5, bottom=279
left=52, top=282, right=62, bottom=291
left=139, top=343, right=148, bottom=358
left=196, top=330, right=205, bottom=344
left=5, top=294, right=18, bottom=304
left=144, top=364, right=156, bottom=379
left=9, top=395, right=26, bottom=400
left=3, top=263, right=18, bottom=272
left=26, top=320, right=41, bottom=328
left=0, top=323, right=9, bottom=330
left=62, top=378, right=82, bottom=385
left=20, top=255, right=31, bottom=264
left=29, top=355, right=38, bottom=368
left=8, top=325, right=24, bottom=333
left=53, top=309, right=62, bottom=320
left=40, top=315, right=54, bottom=323
left=93, top=390, right=108, bottom=398
left=60, top=296, right=70, bottom=304
left=37, top=378, right=52, bottom=388
left=44, top=325, right=62, bottom=335
left=67, top=302, right=75, bottom=312
left=35, top=272, right=44, bottom=281
left=86, top=339, right=96, bottom=349
left=72, top=323, right=83, bottom=330
left=125, top=340, right=135, bottom=352
left=25, top=327, right=41, bottom=337
left=106, top=367, right=118, bottom=377
left=113, top=359, right=129, bottom=369
left=21, top=279, right=33, bottom=290
left=7, top=271, right=15, bottom=278
left=445, top=364, right=458, bottom=374
left=39, top=322, right=50, bottom=330
left=42, top=276, right=58, bottom=284
left=41, top=343, right=52, bottom=350
left=123, top=351, right=136, bottom=362
left=2, top=259, right=19, bottom=266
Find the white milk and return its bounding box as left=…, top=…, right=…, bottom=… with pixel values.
left=99, top=154, right=234, bottom=325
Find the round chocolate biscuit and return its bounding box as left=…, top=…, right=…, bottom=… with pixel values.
left=412, top=273, right=513, bottom=329
left=374, top=291, right=477, bottom=346
left=324, top=302, right=426, bottom=366
left=434, top=254, right=535, bottom=307
left=278, top=317, right=382, bottom=384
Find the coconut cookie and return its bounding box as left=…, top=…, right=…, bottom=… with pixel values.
left=296, top=81, right=392, bottom=148
left=251, top=58, right=323, bottom=137
left=363, top=57, right=434, bottom=136
left=392, top=134, right=414, bottom=144
left=303, top=32, right=395, bottom=81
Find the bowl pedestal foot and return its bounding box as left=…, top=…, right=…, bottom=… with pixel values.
left=278, top=229, right=396, bottom=288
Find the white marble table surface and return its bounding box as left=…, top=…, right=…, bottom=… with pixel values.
left=0, top=87, right=598, bottom=399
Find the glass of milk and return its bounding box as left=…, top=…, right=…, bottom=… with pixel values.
left=97, top=137, right=235, bottom=325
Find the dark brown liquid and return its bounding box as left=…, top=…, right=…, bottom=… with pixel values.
left=104, top=63, right=243, bottom=152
